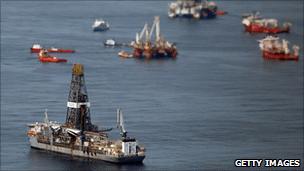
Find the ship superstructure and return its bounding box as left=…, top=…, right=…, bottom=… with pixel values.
left=131, top=16, right=178, bottom=59
left=27, top=64, right=145, bottom=163
left=258, top=35, right=299, bottom=60
left=168, top=0, right=217, bottom=19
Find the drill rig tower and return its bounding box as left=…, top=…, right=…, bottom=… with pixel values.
left=65, top=64, right=97, bottom=132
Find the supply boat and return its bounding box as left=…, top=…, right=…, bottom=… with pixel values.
left=131, top=16, right=177, bottom=59
left=27, top=64, right=145, bottom=163
left=242, top=12, right=291, bottom=34
left=258, top=35, right=300, bottom=60
left=31, top=44, right=75, bottom=53
left=168, top=0, right=221, bottom=19
left=92, top=19, right=110, bottom=32
left=38, top=49, right=68, bottom=63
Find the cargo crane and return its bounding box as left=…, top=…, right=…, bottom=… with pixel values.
left=117, top=108, right=127, bottom=138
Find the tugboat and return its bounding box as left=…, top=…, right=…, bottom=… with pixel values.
left=92, top=19, right=110, bottom=32
left=242, top=12, right=291, bottom=34
left=168, top=0, right=219, bottom=19
left=131, top=16, right=177, bottom=59
left=38, top=49, right=67, bottom=63
left=27, top=64, right=145, bottom=163
left=31, top=44, right=75, bottom=53
left=258, top=35, right=300, bottom=60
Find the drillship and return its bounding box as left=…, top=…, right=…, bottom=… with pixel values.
left=27, top=64, right=145, bottom=163
left=168, top=0, right=217, bottom=19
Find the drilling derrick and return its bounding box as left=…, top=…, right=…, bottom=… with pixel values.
left=65, top=64, right=97, bottom=132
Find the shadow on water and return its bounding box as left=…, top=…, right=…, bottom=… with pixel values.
left=28, top=148, right=145, bottom=171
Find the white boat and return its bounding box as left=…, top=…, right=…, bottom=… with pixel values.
left=92, top=19, right=110, bottom=31
left=104, top=39, right=116, bottom=46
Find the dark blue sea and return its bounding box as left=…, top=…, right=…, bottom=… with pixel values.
left=1, top=0, right=303, bottom=170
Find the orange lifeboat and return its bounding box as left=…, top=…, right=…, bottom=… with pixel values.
left=38, top=50, right=67, bottom=63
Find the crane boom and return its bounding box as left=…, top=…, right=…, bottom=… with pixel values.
left=155, top=16, right=160, bottom=42
left=139, top=23, right=148, bottom=40
left=116, top=108, right=127, bottom=138
left=149, top=19, right=156, bottom=40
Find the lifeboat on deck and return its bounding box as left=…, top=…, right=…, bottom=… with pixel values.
left=38, top=50, right=67, bottom=63
left=31, top=44, right=75, bottom=53
left=258, top=35, right=299, bottom=61
left=242, top=12, right=291, bottom=34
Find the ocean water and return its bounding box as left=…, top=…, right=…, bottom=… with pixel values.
left=1, top=0, right=303, bottom=170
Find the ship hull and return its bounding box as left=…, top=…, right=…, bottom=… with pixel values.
left=31, top=48, right=75, bottom=53
left=262, top=51, right=299, bottom=61
left=200, top=8, right=217, bottom=19
left=38, top=55, right=67, bottom=63
left=169, top=10, right=216, bottom=19
left=29, top=137, right=145, bottom=163
left=93, top=25, right=109, bottom=32
left=244, top=24, right=289, bottom=34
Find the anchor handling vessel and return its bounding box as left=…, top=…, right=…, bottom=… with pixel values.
left=131, top=16, right=178, bottom=59
left=258, top=35, right=300, bottom=60
left=242, top=12, right=291, bottom=34
left=27, top=64, right=145, bottom=163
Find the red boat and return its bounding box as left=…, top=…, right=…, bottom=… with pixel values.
left=258, top=36, right=300, bottom=61
left=38, top=50, right=67, bottom=63
left=262, top=51, right=298, bottom=61
left=244, top=24, right=289, bottom=34
left=31, top=44, right=75, bottom=53
left=242, top=12, right=291, bottom=34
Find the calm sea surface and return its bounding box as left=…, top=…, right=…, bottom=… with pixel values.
left=1, top=0, right=303, bottom=170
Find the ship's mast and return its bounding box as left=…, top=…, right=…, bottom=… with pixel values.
left=65, top=64, right=97, bottom=132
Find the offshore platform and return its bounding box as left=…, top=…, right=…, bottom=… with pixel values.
left=131, top=16, right=178, bottom=59
left=27, top=64, right=145, bottom=163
